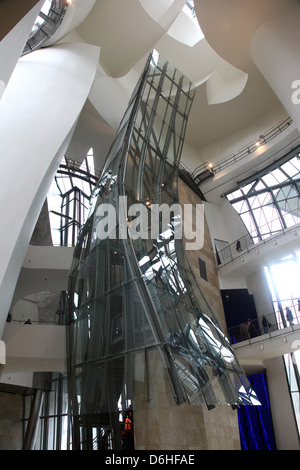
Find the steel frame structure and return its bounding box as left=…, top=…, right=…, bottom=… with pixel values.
left=66, top=53, right=257, bottom=450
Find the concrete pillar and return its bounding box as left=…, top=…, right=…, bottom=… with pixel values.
left=23, top=389, right=44, bottom=450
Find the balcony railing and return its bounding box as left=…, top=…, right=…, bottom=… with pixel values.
left=227, top=304, right=300, bottom=345
left=216, top=223, right=300, bottom=267
left=190, top=117, right=293, bottom=181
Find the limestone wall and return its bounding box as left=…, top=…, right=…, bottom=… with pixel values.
left=0, top=391, right=23, bottom=450
left=133, top=179, right=240, bottom=450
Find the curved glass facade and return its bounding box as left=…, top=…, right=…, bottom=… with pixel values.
left=22, top=0, right=68, bottom=56
left=226, top=150, right=300, bottom=243
left=66, top=53, right=258, bottom=449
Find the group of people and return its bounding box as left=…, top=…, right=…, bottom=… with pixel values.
left=240, top=318, right=257, bottom=339
left=240, top=305, right=296, bottom=340
left=262, top=307, right=295, bottom=332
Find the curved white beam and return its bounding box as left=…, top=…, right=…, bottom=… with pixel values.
left=0, top=42, right=100, bottom=338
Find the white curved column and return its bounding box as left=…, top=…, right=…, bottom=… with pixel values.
left=0, top=42, right=100, bottom=338
left=250, top=6, right=300, bottom=131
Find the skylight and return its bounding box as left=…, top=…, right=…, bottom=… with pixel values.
left=166, top=0, right=204, bottom=47
left=183, top=1, right=204, bottom=38
left=226, top=152, right=300, bottom=243
left=183, top=1, right=197, bottom=21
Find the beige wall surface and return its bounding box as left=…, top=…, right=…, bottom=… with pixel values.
left=134, top=179, right=240, bottom=450
left=0, top=391, right=23, bottom=450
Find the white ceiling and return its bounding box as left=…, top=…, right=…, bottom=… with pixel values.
left=73, top=0, right=293, bottom=146
left=46, top=0, right=300, bottom=178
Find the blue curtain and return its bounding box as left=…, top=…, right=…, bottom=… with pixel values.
left=238, top=372, right=276, bottom=450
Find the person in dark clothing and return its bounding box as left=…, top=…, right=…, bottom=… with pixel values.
left=286, top=307, right=294, bottom=326
left=236, top=240, right=242, bottom=252
left=262, top=315, right=271, bottom=334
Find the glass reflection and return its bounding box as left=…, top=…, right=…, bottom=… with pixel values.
left=66, top=52, right=258, bottom=449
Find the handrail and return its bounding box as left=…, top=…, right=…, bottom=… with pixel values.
left=227, top=307, right=300, bottom=346
left=7, top=319, right=62, bottom=326
left=216, top=222, right=300, bottom=267
left=190, top=117, right=293, bottom=181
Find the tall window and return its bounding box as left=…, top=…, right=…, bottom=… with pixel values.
left=47, top=150, right=98, bottom=246
left=264, top=252, right=300, bottom=436
left=226, top=151, right=300, bottom=243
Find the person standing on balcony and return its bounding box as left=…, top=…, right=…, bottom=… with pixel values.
left=236, top=240, right=242, bottom=252
left=286, top=307, right=294, bottom=326
left=262, top=315, right=271, bottom=334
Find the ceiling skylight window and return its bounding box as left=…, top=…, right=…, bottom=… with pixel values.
left=226, top=151, right=300, bottom=243
left=167, top=1, right=204, bottom=47
left=139, top=0, right=204, bottom=47
left=183, top=1, right=198, bottom=23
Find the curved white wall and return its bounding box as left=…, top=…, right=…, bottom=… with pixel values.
left=250, top=6, right=300, bottom=133
left=0, top=42, right=100, bottom=338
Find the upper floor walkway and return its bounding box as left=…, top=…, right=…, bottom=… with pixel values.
left=1, top=309, right=299, bottom=385
left=216, top=223, right=300, bottom=269
left=228, top=310, right=300, bottom=373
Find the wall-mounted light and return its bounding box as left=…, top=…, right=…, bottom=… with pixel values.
left=260, top=343, right=264, bottom=350
left=255, top=135, right=265, bottom=147
left=207, top=162, right=214, bottom=174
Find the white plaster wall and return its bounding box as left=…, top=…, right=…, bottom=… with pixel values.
left=0, top=42, right=100, bottom=338
left=265, top=356, right=300, bottom=450
left=250, top=6, right=300, bottom=134
left=203, top=198, right=249, bottom=290
left=247, top=269, right=274, bottom=319
left=204, top=198, right=248, bottom=247
left=2, top=323, right=66, bottom=374
left=181, top=105, right=289, bottom=172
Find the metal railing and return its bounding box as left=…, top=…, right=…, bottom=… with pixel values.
left=190, top=117, right=293, bottom=181
left=216, top=223, right=300, bottom=267
left=227, top=305, right=300, bottom=345
left=7, top=318, right=62, bottom=326
left=216, top=233, right=253, bottom=265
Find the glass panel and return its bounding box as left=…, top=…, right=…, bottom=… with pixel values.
left=227, top=150, right=300, bottom=242
left=66, top=52, right=258, bottom=450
